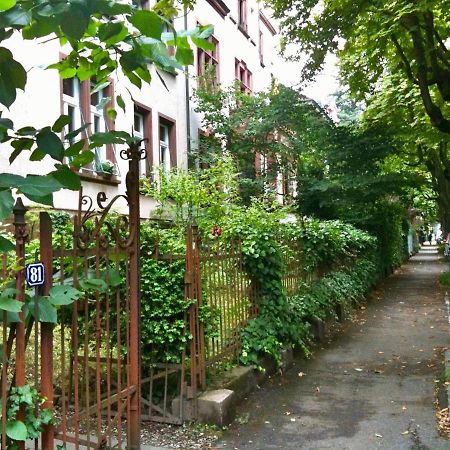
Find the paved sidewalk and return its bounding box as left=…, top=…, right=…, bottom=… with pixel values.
left=216, top=246, right=450, bottom=449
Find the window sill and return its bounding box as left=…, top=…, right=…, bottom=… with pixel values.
left=78, top=171, right=121, bottom=186
left=238, top=24, right=250, bottom=39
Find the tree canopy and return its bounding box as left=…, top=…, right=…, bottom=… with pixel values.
left=271, top=0, right=450, bottom=135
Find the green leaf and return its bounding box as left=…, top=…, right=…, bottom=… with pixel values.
left=0, top=189, right=13, bottom=221
left=89, top=131, right=130, bottom=146
left=29, top=148, right=46, bottom=161
left=64, top=140, right=85, bottom=157
left=0, top=118, right=13, bottom=129
left=16, top=126, right=36, bottom=136
left=17, top=175, right=62, bottom=197
left=78, top=278, right=107, bottom=292
left=0, top=47, right=26, bottom=108
left=48, top=285, right=81, bottom=306
left=0, top=173, right=24, bottom=189
left=36, top=129, right=64, bottom=161
left=70, top=150, right=95, bottom=168
left=0, top=5, right=31, bottom=27
left=65, top=124, right=89, bottom=141
left=105, top=268, right=122, bottom=287
left=6, top=420, right=27, bottom=441
left=0, top=235, right=14, bottom=252
left=0, top=0, right=16, bottom=13
left=130, top=10, right=162, bottom=40
left=29, top=298, right=57, bottom=323
left=52, top=115, right=71, bottom=133
left=91, top=81, right=110, bottom=95
left=191, top=37, right=215, bottom=51
left=24, top=193, right=53, bottom=206
left=116, top=94, right=125, bottom=112
left=98, top=22, right=123, bottom=42
left=175, top=47, right=193, bottom=66
left=49, top=165, right=81, bottom=190
left=0, top=296, right=22, bottom=313
left=59, top=6, right=89, bottom=40
left=10, top=137, right=34, bottom=163
left=107, top=107, right=117, bottom=121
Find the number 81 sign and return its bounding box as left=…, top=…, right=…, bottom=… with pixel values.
left=26, top=262, right=45, bottom=287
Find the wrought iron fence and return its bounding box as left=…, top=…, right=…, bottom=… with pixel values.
left=281, top=238, right=305, bottom=297
left=201, top=240, right=258, bottom=371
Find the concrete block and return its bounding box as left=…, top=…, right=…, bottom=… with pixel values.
left=171, top=396, right=196, bottom=421
left=280, top=348, right=293, bottom=371
left=221, top=366, right=258, bottom=401
left=335, top=303, right=346, bottom=322
left=307, top=316, right=325, bottom=341
left=197, top=389, right=236, bottom=426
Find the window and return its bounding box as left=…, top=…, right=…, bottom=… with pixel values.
left=158, top=116, right=176, bottom=171
left=235, top=59, right=252, bottom=94
left=132, top=0, right=149, bottom=9
left=259, top=30, right=264, bottom=65
left=62, top=78, right=82, bottom=143
left=238, top=0, right=248, bottom=32
left=197, top=36, right=219, bottom=86
left=133, top=105, right=152, bottom=176
left=90, top=80, right=109, bottom=170
left=162, top=21, right=175, bottom=57
left=61, top=77, right=116, bottom=176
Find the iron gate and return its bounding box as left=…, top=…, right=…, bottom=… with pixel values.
left=0, top=144, right=143, bottom=449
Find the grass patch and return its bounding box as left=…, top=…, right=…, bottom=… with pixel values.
left=439, top=271, right=450, bottom=285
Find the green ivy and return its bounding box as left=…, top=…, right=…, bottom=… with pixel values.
left=1, top=384, right=52, bottom=448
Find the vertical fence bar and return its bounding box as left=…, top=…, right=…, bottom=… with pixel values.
left=127, top=143, right=142, bottom=449
left=39, top=212, right=54, bottom=449
left=193, top=227, right=206, bottom=390
left=13, top=198, right=28, bottom=450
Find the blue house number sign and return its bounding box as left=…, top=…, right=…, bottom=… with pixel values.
left=26, top=263, right=45, bottom=287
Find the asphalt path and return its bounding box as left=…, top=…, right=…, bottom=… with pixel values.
left=217, top=246, right=450, bottom=450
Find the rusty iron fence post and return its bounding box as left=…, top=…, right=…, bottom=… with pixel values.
left=186, top=225, right=206, bottom=413
left=12, top=197, right=28, bottom=450
left=39, top=212, right=54, bottom=449
left=127, top=143, right=142, bottom=449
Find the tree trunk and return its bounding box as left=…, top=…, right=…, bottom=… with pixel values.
left=425, top=146, right=450, bottom=233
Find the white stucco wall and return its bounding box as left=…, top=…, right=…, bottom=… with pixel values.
left=0, top=0, right=283, bottom=217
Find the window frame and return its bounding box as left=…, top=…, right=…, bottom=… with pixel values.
left=235, top=58, right=252, bottom=94
left=237, top=0, right=248, bottom=32
left=197, top=35, right=220, bottom=85
left=60, top=69, right=117, bottom=180
left=158, top=114, right=177, bottom=171
left=134, top=103, right=153, bottom=177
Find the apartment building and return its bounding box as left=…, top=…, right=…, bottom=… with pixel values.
left=0, top=0, right=282, bottom=217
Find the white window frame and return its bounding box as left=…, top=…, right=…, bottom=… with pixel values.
left=62, top=78, right=82, bottom=144
left=90, top=86, right=108, bottom=171
left=134, top=111, right=146, bottom=176
left=159, top=123, right=171, bottom=172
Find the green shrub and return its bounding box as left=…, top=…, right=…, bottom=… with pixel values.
left=439, top=271, right=450, bottom=285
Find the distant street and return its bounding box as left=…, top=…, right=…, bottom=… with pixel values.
left=217, top=246, right=450, bottom=450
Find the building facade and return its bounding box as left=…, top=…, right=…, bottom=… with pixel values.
left=0, top=0, right=282, bottom=217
